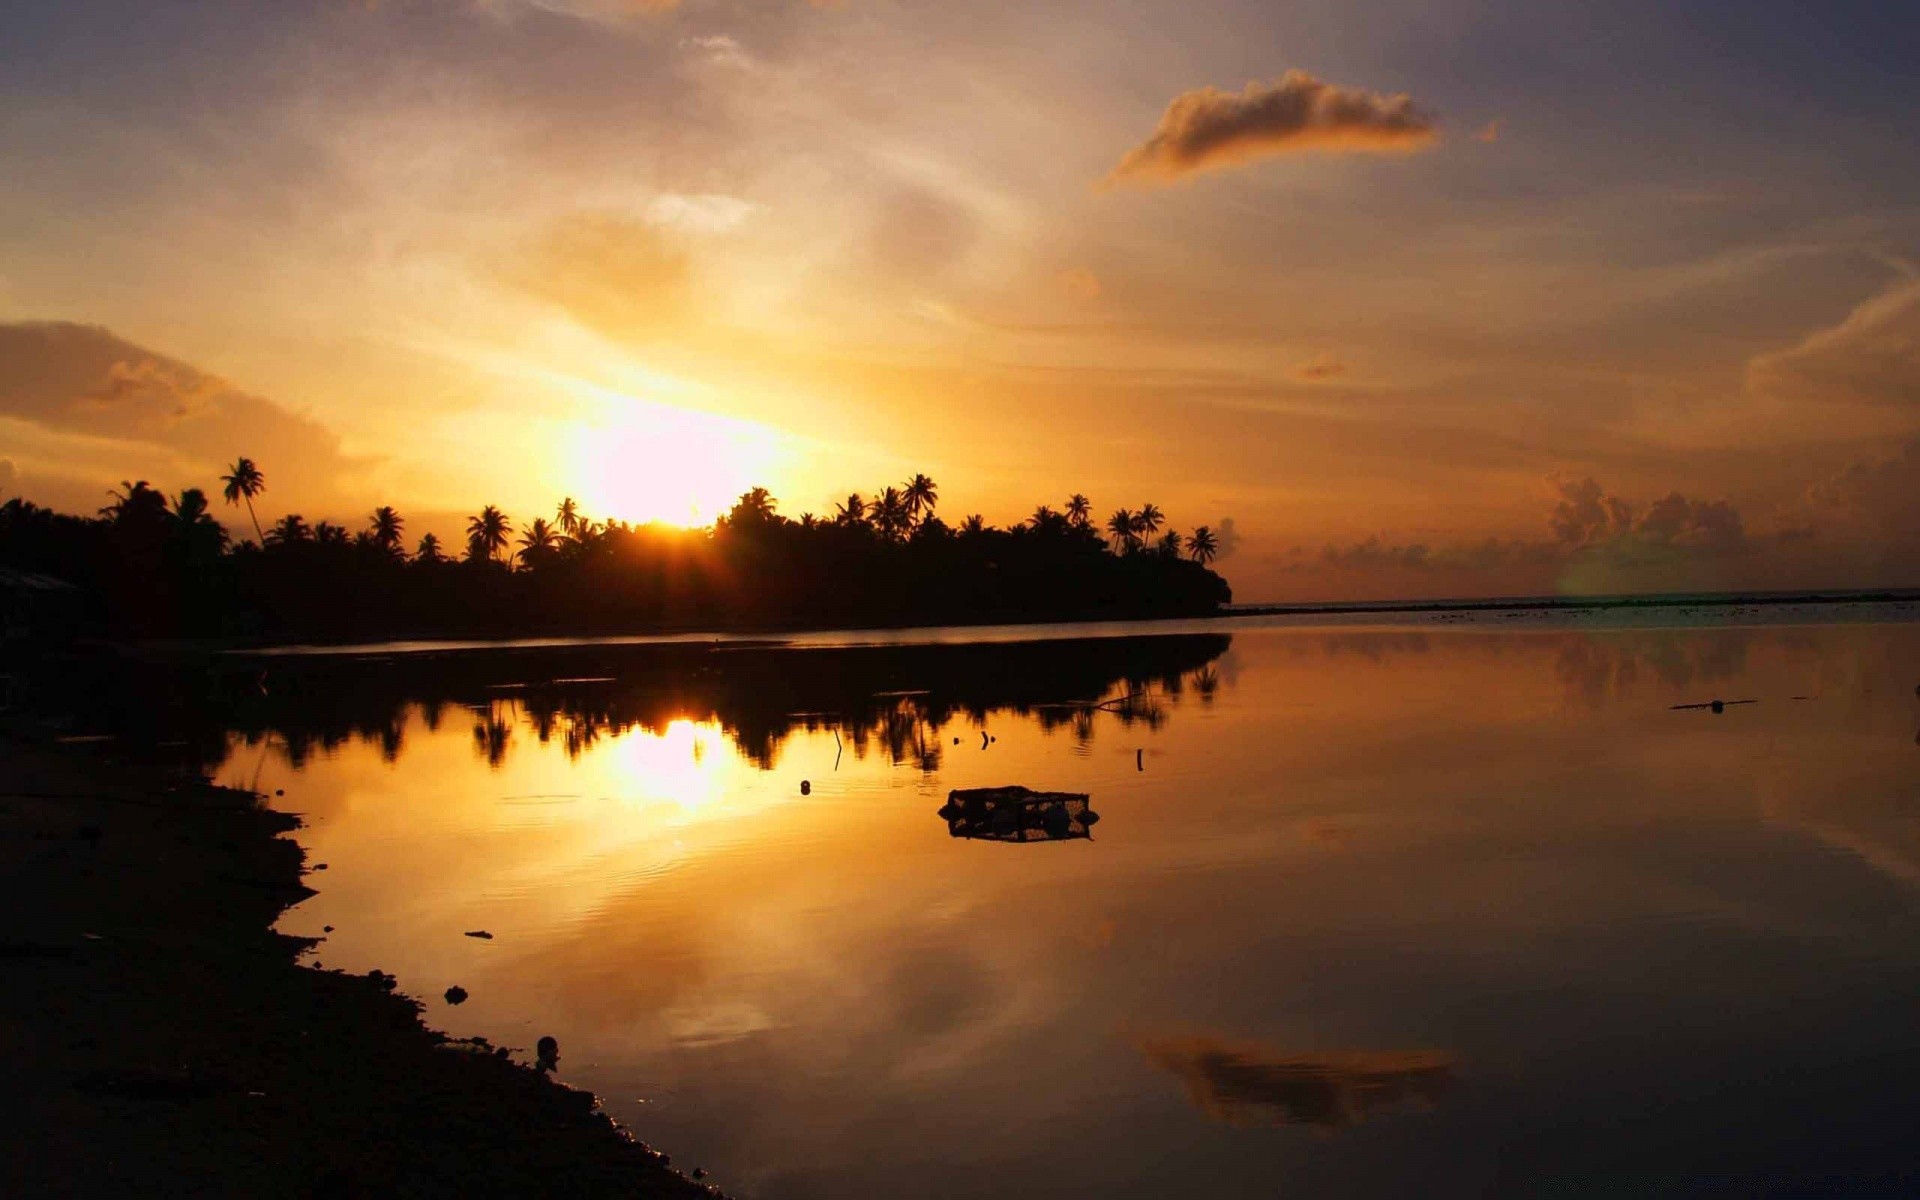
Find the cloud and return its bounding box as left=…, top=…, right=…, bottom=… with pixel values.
left=678, top=34, right=750, bottom=67
left=1109, top=70, right=1438, bottom=185
left=498, top=212, right=696, bottom=339
left=1136, top=1034, right=1455, bottom=1129
left=1549, top=477, right=1746, bottom=556
left=0, top=322, right=366, bottom=523
left=0, top=458, right=16, bottom=496
left=1059, top=267, right=1102, bottom=302
left=645, top=192, right=761, bottom=233
left=1293, top=354, right=1345, bottom=381
left=1473, top=119, right=1503, bottom=143
left=1213, top=516, right=1241, bottom=562
left=1797, top=436, right=1920, bottom=554
left=1746, top=273, right=1920, bottom=412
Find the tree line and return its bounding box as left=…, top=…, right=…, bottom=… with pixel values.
left=1, top=457, right=1231, bottom=641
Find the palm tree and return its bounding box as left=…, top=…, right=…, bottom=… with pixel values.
left=415, top=532, right=445, bottom=563
left=1135, top=502, right=1165, bottom=542
left=1186, top=525, right=1218, bottom=565
left=314, top=521, right=349, bottom=547
left=517, top=517, right=559, bottom=566
left=368, top=506, right=404, bottom=555
left=834, top=492, right=868, bottom=528
left=171, top=488, right=228, bottom=555
left=1157, top=529, right=1183, bottom=557
left=101, top=480, right=168, bottom=524
left=960, top=513, right=987, bottom=536
left=266, top=513, right=311, bottom=546
left=556, top=496, right=582, bottom=539
left=904, top=474, right=938, bottom=525
left=1065, top=494, right=1092, bottom=528
left=467, top=505, right=511, bottom=562
left=871, top=487, right=911, bottom=541
left=1029, top=505, right=1067, bottom=535
left=1106, top=508, right=1137, bottom=553
left=728, top=487, right=777, bottom=525
left=220, top=457, right=266, bottom=542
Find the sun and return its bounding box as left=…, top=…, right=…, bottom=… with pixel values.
left=567, top=394, right=790, bottom=528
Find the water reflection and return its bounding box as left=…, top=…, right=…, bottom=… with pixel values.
left=1137, top=1036, right=1456, bottom=1129
left=191, top=614, right=1920, bottom=1200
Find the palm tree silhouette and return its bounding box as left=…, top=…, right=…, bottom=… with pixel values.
left=1106, top=508, right=1137, bottom=553
left=1135, top=502, right=1165, bottom=543
left=220, top=457, right=266, bottom=543
left=369, top=506, right=404, bottom=555
left=517, top=517, right=559, bottom=565
left=1065, top=494, right=1092, bottom=528
left=872, top=487, right=911, bottom=541
left=904, top=474, right=938, bottom=525
left=1156, top=529, right=1183, bottom=557
left=415, top=532, right=445, bottom=563
left=266, top=513, right=311, bottom=546
left=1186, top=526, right=1218, bottom=565
left=834, top=492, right=868, bottom=528
left=314, top=521, right=349, bottom=547
left=556, top=496, right=582, bottom=539
left=960, top=513, right=987, bottom=536
left=467, top=505, right=511, bottom=563
left=729, top=487, right=777, bottom=525
left=170, top=488, right=229, bottom=555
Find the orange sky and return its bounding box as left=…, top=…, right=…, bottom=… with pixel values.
left=3, top=1, right=1918, bottom=601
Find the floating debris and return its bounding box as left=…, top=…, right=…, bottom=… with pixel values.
left=1670, top=699, right=1757, bottom=713
left=444, top=985, right=468, bottom=1005
left=800, top=780, right=811, bottom=796
left=940, top=786, right=1099, bottom=843
left=463, top=930, right=493, bottom=940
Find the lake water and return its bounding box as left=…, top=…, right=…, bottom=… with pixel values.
left=217, top=607, right=1920, bottom=1197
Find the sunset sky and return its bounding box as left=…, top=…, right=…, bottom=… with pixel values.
left=3, top=0, right=1917, bottom=601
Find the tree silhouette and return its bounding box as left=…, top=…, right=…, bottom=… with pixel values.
left=517, top=517, right=559, bottom=567
left=170, top=488, right=229, bottom=558
left=466, top=506, right=511, bottom=563
left=556, top=496, right=582, bottom=539
left=314, top=521, right=349, bottom=547
left=1107, top=508, right=1137, bottom=553
left=960, top=513, right=987, bottom=536
left=834, top=492, right=868, bottom=529
left=266, top=513, right=311, bottom=546
left=904, top=474, right=938, bottom=525
left=871, top=487, right=911, bottom=541
left=1186, top=526, right=1219, bottom=565
left=728, top=488, right=777, bottom=526
left=1135, top=502, right=1165, bottom=543
left=101, top=480, right=169, bottom=526
left=415, top=532, right=445, bottom=563
left=369, top=506, right=405, bottom=557
left=1065, top=494, right=1092, bottom=528
left=220, top=457, right=266, bottom=543
left=1156, top=529, right=1183, bottom=557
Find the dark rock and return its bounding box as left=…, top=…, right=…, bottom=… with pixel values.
left=444, top=985, right=468, bottom=1005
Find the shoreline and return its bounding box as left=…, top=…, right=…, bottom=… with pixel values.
left=0, top=727, right=717, bottom=1199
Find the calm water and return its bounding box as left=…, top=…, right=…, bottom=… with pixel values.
left=217, top=609, right=1920, bottom=1197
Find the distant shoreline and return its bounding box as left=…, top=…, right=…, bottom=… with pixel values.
left=1225, top=588, right=1920, bottom=620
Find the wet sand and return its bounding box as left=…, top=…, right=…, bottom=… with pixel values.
left=0, top=729, right=715, bottom=1199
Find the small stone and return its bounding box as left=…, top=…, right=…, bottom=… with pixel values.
left=444, top=985, right=468, bottom=1005
left=322, top=925, right=334, bottom=933
left=1710, top=700, right=1724, bottom=713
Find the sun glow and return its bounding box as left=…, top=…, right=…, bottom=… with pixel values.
left=567, top=390, right=790, bottom=529
left=608, top=719, right=731, bottom=819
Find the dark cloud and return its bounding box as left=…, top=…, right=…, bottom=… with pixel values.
left=1109, top=70, right=1438, bottom=185
left=1550, top=477, right=1746, bottom=556
left=1798, top=436, right=1920, bottom=554
left=1213, top=516, right=1241, bottom=562
left=1136, top=1034, right=1455, bottom=1129
left=0, top=321, right=367, bottom=523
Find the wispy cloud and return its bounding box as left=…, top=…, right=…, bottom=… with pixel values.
left=1109, top=70, right=1437, bottom=185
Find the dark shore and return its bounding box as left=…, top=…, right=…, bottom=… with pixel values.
left=0, top=729, right=717, bottom=1199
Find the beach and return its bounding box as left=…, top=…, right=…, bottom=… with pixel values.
left=0, top=727, right=714, bottom=1198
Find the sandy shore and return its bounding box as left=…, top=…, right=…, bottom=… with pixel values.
left=0, top=729, right=716, bottom=1199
